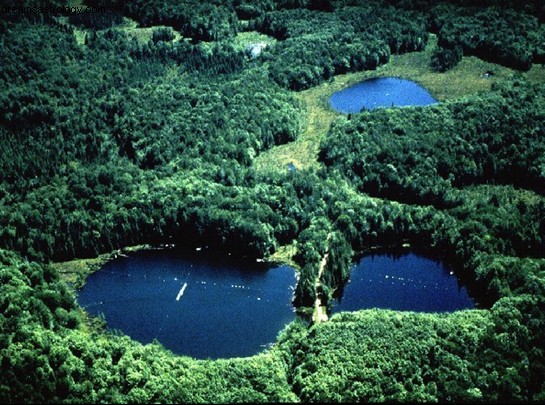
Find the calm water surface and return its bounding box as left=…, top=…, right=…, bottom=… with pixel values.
left=331, top=252, right=474, bottom=314
left=77, top=249, right=296, bottom=359
left=330, top=77, right=437, bottom=113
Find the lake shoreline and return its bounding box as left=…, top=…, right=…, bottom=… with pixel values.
left=52, top=244, right=153, bottom=290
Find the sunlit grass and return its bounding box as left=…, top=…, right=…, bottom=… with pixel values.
left=73, top=17, right=185, bottom=47
left=253, top=83, right=338, bottom=173
left=117, top=18, right=183, bottom=44
left=231, top=30, right=277, bottom=51
left=53, top=245, right=150, bottom=288
left=268, top=242, right=299, bottom=269
left=52, top=256, right=108, bottom=288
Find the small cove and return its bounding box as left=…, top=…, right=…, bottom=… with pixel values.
left=329, top=77, right=438, bottom=113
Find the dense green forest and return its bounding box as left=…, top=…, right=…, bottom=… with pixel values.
left=1, top=0, right=545, bottom=402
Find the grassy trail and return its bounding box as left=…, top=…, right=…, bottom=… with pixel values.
left=253, top=86, right=338, bottom=172
left=312, top=233, right=332, bottom=324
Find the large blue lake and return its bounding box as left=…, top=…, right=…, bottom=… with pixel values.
left=77, top=249, right=297, bottom=359
left=331, top=252, right=475, bottom=314
left=330, top=77, right=437, bottom=113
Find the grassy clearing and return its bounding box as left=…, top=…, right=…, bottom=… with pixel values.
left=231, top=31, right=277, bottom=52
left=52, top=245, right=150, bottom=289
left=253, top=34, right=545, bottom=174
left=72, top=17, right=185, bottom=46
left=267, top=242, right=299, bottom=269
left=253, top=85, right=338, bottom=173
left=73, top=28, right=87, bottom=46
left=52, top=256, right=104, bottom=287
left=116, top=18, right=184, bottom=44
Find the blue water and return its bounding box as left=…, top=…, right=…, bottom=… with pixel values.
left=331, top=253, right=474, bottom=314
left=329, top=77, right=437, bottom=113
left=77, top=249, right=296, bottom=359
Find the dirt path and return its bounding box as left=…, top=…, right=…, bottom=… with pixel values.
left=312, top=233, right=332, bottom=324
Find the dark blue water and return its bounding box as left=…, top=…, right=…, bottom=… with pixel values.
left=329, top=77, right=437, bottom=113
left=77, top=249, right=296, bottom=359
left=331, top=253, right=474, bottom=314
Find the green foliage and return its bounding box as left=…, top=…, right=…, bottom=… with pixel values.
left=68, top=12, right=124, bottom=30
left=430, top=43, right=463, bottom=72
left=118, top=0, right=239, bottom=41
left=291, top=309, right=493, bottom=402
left=322, top=231, right=352, bottom=295
left=431, top=5, right=541, bottom=71
left=151, top=27, right=175, bottom=43
left=252, top=4, right=427, bottom=90
left=0, top=19, right=304, bottom=261
left=286, top=288, right=545, bottom=402
left=1, top=0, right=545, bottom=402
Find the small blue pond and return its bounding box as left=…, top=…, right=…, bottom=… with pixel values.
left=330, top=77, right=438, bottom=113
left=77, top=249, right=297, bottom=359
left=331, top=252, right=474, bottom=314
